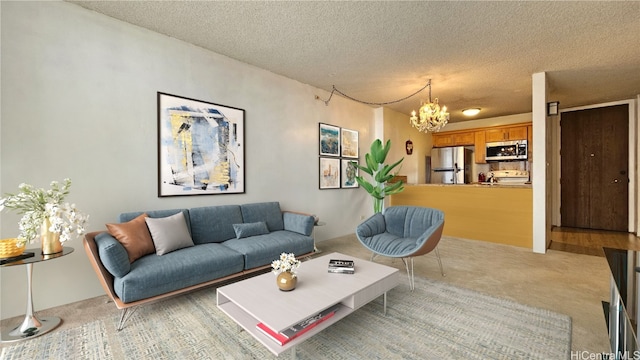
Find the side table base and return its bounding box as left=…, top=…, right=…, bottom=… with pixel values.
left=2, top=316, right=61, bottom=343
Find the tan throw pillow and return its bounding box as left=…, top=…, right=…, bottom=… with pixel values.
left=106, top=213, right=156, bottom=263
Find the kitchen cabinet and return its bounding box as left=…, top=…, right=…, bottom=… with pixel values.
left=453, top=132, right=474, bottom=145
left=432, top=122, right=531, bottom=163
left=432, top=133, right=454, bottom=147
left=432, top=131, right=474, bottom=148
left=474, top=131, right=486, bottom=163
left=485, top=125, right=528, bottom=142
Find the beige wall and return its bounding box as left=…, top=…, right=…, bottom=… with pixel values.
left=381, top=107, right=432, bottom=184
left=0, top=2, right=374, bottom=319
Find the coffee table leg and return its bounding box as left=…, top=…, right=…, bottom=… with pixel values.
left=291, top=345, right=297, bottom=360
left=383, top=292, right=388, bottom=315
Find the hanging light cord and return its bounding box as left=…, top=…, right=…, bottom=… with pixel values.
left=319, top=80, right=432, bottom=106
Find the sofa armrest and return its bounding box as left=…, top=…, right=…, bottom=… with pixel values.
left=83, top=231, right=123, bottom=307
left=282, top=211, right=314, bottom=236
left=356, top=213, right=386, bottom=239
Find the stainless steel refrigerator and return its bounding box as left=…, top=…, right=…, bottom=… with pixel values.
left=430, top=147, right=473, bottom=184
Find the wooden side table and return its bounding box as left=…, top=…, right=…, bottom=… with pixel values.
left=1, top=246, right=74, bottom=342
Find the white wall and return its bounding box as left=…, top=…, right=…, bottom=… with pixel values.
left=531, top=72, right=549, bottom=254
left=382, top=107, right=432, bottom=184
left=0, top=2, right=373, bottom=319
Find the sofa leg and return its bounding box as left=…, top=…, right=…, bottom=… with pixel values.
left=117, top=307, right=138, bottom=331
left=435, top=247, right=445, bottom=277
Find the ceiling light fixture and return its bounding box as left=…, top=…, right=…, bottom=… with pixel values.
left=409, top=79, right=449, bottom=133
left=462, top=108, right=481, bottom=116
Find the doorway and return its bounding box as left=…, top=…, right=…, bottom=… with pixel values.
left=560, top=104, right=629, bottom=231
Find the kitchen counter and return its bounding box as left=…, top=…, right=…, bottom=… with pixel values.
left=390, top=184, right=532, bottom=248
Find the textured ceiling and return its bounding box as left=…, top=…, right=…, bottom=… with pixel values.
left=68, top=1, right=640, bottom=123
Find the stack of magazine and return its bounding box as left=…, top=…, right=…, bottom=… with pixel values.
left=328, top=259, right=355, bottom=274
left=256, top=303, right=341, bottom=345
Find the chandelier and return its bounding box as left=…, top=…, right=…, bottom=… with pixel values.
left=409, top=79, right=449, bottom=132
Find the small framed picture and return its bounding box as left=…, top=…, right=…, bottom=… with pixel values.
left=341, top=159, right=359, bottom=188
left=319, top=123, right=340, bottom=156
left=341, top=128, right=359, bottom=158
left=319, top=157, right=340, bottom=189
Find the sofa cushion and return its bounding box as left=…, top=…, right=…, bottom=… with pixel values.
left=233, top=221, right=269, bottom=239
left=113, top=243, right=245, bottom=303
left=240, top=202, right=284, bottom=232
left=283, top=212, right=315, bottom=236
left=189, top=205, right=243, bottom=244
left=94, top=232, right=131, bottom=277
left=145, top=212, right=195, bottom=255
left=120, top=209, right=191, bottom=234
left=222, top=230, right=314, bottom=269
left=106, top=213, right=156, bottom=263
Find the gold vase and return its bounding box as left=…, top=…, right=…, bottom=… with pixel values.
left=41, top=218, right=63, bottom=256
left=276, top=271, right=297, bottom=291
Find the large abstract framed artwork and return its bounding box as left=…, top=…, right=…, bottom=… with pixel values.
left=340, top=128, right=359, bottom=158
left=157, top=92, right=245, bottom=197
left=341, top=159, right=359, bottom=188
left=319, top=123, right=340, bottom=156
left=319, top=157, right=340, bottom=189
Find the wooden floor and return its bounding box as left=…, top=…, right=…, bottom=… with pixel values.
left=549, top=226, right=640, bottom=256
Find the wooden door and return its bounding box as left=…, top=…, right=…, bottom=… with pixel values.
left=560, top=104, right=628, bottom=231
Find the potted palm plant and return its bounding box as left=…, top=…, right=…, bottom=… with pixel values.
left=352, top=139, right=404, bottom=213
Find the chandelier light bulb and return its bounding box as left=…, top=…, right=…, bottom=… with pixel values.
left=408, top=81, right=449, bottom=133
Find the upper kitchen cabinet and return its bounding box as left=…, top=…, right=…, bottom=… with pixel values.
left=484, top=125, right=528, bottom=142
left=432, top=131, right=475, bottom=148
left=474, top=131, right=487, bottom=164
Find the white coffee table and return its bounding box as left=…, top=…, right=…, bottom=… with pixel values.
left=217, top=252, right=399, bottom=358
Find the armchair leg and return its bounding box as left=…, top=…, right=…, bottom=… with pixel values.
left=402, top=257, right=416, bottom=291
left=435, top=247, right=445, bottom=277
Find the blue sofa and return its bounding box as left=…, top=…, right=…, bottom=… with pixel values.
left=83, top=201, right=315, bottom=329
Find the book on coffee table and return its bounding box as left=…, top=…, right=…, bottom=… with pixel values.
left=281, top=303, right=341, bottom=339
left=256, top=303, right=340, bottom=345
left=328, top=259, right=355, bottom=274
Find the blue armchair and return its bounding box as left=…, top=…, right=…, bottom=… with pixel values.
left=356, top=206, right=445, bottom=290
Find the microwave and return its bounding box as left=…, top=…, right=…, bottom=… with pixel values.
left=485, top=140, right=527, bottom=161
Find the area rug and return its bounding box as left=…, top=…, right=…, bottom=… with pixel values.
left=1, top=276, right=571, bottom=359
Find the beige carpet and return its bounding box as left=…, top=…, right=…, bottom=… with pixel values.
left=1, top=274, right=571, bottom=359
left=0, top=235, right=610, bottom=354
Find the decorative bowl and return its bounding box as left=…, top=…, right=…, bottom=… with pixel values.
left=0, top=238, right=26, bottom=259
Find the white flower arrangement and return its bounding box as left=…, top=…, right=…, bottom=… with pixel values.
left=271, top=252, right=301, bottom=277
left=0, top=178, right=89, bottom=246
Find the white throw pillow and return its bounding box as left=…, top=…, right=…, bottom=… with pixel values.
left=145, top=212, right=194, bottom=255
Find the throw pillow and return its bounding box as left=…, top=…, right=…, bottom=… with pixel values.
left=106, top=213, right=156, bottom=263
left=145, top=212, right=194, bottom=255
left=233, top=221, right=269, bottom=239
left=94, top=232, right=131, bottom=277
